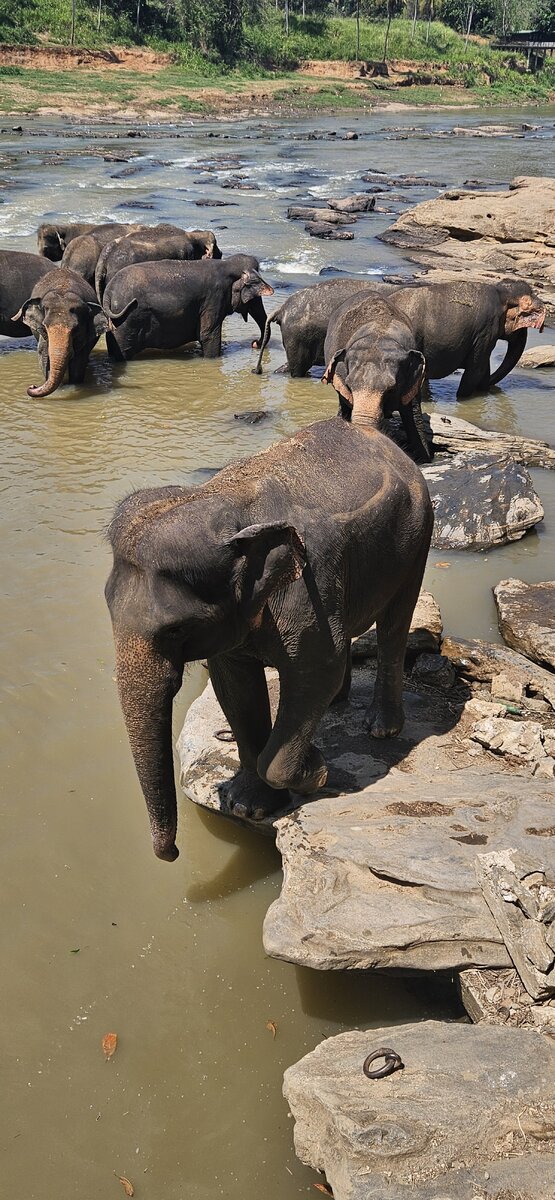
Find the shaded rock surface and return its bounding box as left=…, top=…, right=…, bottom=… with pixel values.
left=494, top=577, right=555, bottom=672
left=421, top=450, right=544, bottom=550
left=352, top=590, right=442, bottom=660
left=459, top=965, right=555, bottom=1032
left=442, top=633, right=555, bottom=712
left=283, top=1020, right=555, bottom=1200
left=520, top=343, right=555, bottom=368
left=379, top=175, right=555, bottom=313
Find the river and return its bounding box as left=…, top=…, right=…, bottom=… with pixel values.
left=1, top=108, right=554, bottom=1198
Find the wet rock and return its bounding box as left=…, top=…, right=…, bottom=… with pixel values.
left=352, top=590, right=442, bottom=660
left=342, top=130, right=358, bottom=140
left=493, top=578, right=555, bottom=672
left=410, top=652, right=456, bottom=690
left=233, top=410, right=270, bottom=424
left=221, top=177, right=260, bottom=190
left=429, top=412, right=555, bottom=471
left=422, top=451, right=544, bottom=550
left=328, top=194, right=375, bottom=213
left=287, top=206, right=356, bottom=224
left=361, top=170, right=446, bottom=187
left=520, top=344, right=555, bottom=368
left=305, top=222, right=355, bottom=241
left=194, top=198, right=238, bottom=207
left=284, top=1021, right=555, bottom=1200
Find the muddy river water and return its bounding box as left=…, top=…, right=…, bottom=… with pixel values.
left=1, top=109, right=554, bottom=1198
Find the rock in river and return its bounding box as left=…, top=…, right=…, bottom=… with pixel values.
left=422, top=450, right=544, bottom=550
left=493, top=577, right=555, bottom=671
left=283, top=1020, right=555, bottom=1200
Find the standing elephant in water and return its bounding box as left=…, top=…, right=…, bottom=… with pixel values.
left=13, top=268, right=114, bottom=397
left=102, top=254, right=273, bottom=359
left=105, top=416, right=433, bottom=862
left=0, top=250, right=53, bottom=337
left=94, top=225, right=222, bottom=299
left=37, top=220, right=134, bottom=263
left=61, top=224, right=142, bottom=289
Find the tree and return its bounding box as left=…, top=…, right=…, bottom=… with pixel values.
left=533, top=0, right=555, bottom=31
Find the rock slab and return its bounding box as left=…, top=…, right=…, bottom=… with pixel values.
left=493, top=577, right=555, bottom=672
left=422, top=450, right=544, bottom=550
left=283, top=1020, right=555, bottom=1200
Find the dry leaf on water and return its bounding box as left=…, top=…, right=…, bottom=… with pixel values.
left=114, top=1173, right=134, bottom=1196
left=265, top=1020, right=277, bottom=1039
left=102, top=1032, right=118, bottom=1060
left=434, top=562, right=451, bottom=569
left=313, top=1184, right=333, bottom=1196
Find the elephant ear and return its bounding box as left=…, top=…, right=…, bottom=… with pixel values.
left=228, top=522, right=306, bottom=622
left=231, top=271, right=274, bottom=312
left=398, top=349, right=425, bottom=405
left=322, top=348, right=353, bottom=408
left=11, top=297, right=43, bottom=333
left=88, top=301, right=110, bottom=338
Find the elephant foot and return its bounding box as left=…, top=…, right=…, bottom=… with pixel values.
left=219, top=769, right=290, bottom=822
left=366, top=700, right=404, bottom=739
left=251, top=337, right=262, bottom=350
left=260, top=743, right=328, bottom=796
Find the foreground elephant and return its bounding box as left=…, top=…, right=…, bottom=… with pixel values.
left=323, top=294, right=431, bottom=463
left=37, top=220, right=133, bottom=262
left=13, top=268, right=112, bottom=397
left=105, top=417, right=433, bottom=861
left=94, top=225, right=222, bottom=299
left=0, top=250, right=53, bottom=337
left=61, top=224, right=142, bottom=289
left=255, top=277, right=385, bottom=376
left=390, top=277, right=545, bottom=396
left=102, top=254, right=273, bottom=360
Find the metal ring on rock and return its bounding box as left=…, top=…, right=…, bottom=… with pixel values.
left=363, top=1047, right=404, bottom=1080
left=214, top=728, right=236, bottom=743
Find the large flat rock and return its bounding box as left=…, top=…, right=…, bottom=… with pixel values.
left=178, top=650, right=554, bottom=973
left=421, top=451, right=544, bottom=550
left=493, top=577, right=555, bottom=672
left=379, top=175, right=555, bottom=313
left=283, top=1020, right=555, bottom=1200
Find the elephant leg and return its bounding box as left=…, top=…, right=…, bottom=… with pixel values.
left=68, top=350, right=87, bottom=384
left=367, top=553, right=428, bottom=738
left=457, top=340, right=493, bottom=398
left=257, top=654, right=347, bottom=801
left=208, top=653, right=290, bottom=820
left=332, top=646, right=351, bottom=704
left=199, top=316, right=222, bottom=358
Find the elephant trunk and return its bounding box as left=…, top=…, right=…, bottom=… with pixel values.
left=350, top=391, right=383, bottom=431
left=400, top=396, right=433, bottom=463
left=114, top=631, right=184, bottom=862
left=246, top=295, right=269, bottom=348
left=27, top=324, right=71, bottom=398
left=489, top=329, right=527, bottom=388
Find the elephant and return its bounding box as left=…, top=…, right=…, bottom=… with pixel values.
left=37, top=220, right=133, bottom=263
left=102, top=254, right=274, bottom=361
left=388, top=278, right=545, bottom=397
left=323, top=293, right=431, bottom=463
left=61, top=224, right=143, bottom=289
left=12, top=267, right=115, bottom=397
left=255, top=277, right=389, bottom=376
left=0, top=250, right=53, bottom=337
left=94, top=225, right=222, bottom=300
left=105, top=415, right=433, bottom=862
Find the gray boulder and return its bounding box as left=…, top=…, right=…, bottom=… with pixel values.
left=493, top=577, right=555, bottom=672
left=422, top=451, right=544, bottom=549
left=283, top=1020, right=555, bottom=1200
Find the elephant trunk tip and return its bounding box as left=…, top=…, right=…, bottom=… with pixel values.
left=152, top=828, right=179, bottom=862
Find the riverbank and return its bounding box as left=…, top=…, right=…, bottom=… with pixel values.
left=0, top=43, right=554, bottom=119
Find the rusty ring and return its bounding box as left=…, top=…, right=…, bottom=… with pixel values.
left=214, top=728, right=236, bottom=743
left=363, top=1047, right=404, bottom=1080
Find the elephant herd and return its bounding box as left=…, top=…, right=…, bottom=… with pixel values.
left=1, top=215, right=546, bottom=861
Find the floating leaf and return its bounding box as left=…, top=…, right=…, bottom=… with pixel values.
left=102, top=1032, right=118, bottom=1060
left=266, top=1020, right=277, bottom=1039
left=314, top=1184, right=333, bottom=1196
left=69, top=948, right=80, bottom=954
left=434, top=561, right=451, bottom=569
left=115, top=1174, right=134, bottom=1196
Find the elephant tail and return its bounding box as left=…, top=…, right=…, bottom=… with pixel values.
left=104, top=297, right=139, bottom=329
left=252, top=306, right=282, bottom=375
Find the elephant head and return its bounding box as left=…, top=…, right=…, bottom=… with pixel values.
left=490, top=279, right=546, bottom=386
left=36, top=223, right=67, bottom=262
left=231, top=268, right=274, bottom=348
left=188, top=229, right=222, bottom=260
left=323, top=334, right=430, bottom=463
left=13, top=287, right=109, bottom=397
left=105, top=495, right=305, bottom=862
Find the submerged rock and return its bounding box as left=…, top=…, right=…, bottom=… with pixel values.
left=422, top=451, right=544, bottom=550
left=284, top=1020, right=555, bottom=1200
left=305, top=222, right=355, bottom=240
left=493, top=577, right=555, bottom=671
